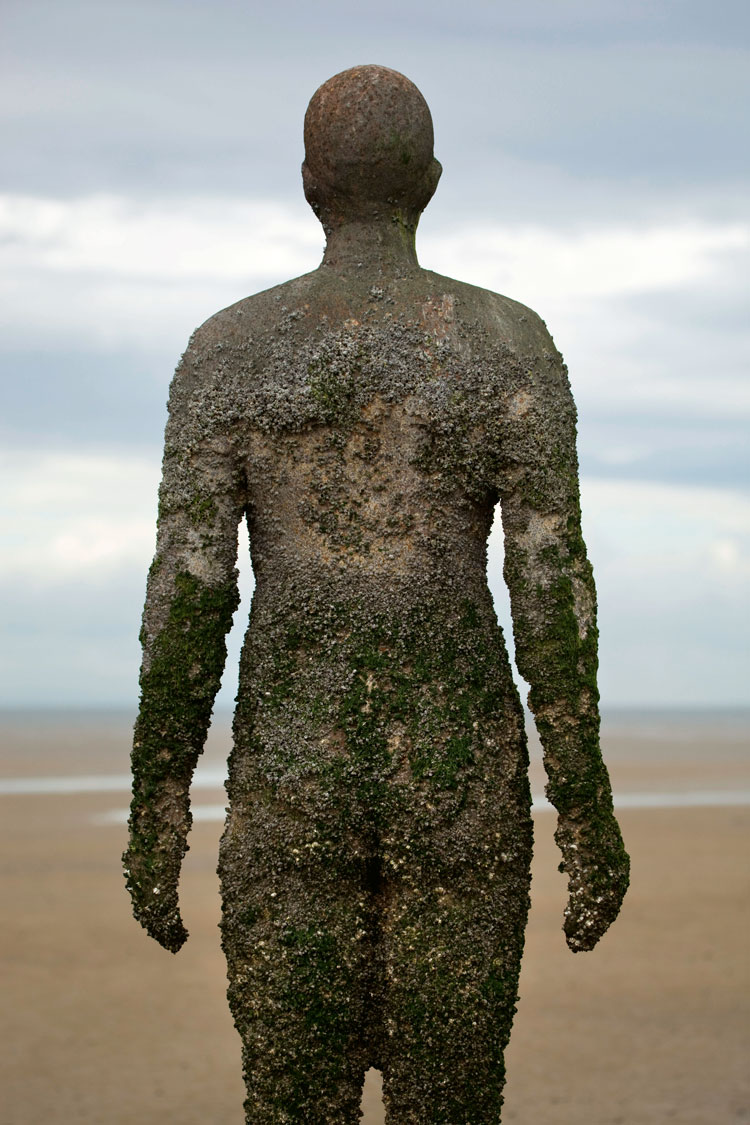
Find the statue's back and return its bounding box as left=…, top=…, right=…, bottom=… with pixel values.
left=203, top=265, right=551, bottom=609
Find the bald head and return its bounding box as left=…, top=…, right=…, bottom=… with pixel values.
left=302, top=65, right=442, bottom=233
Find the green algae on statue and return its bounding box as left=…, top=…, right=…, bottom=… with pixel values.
left=123, top=63, right=629, bottom=1123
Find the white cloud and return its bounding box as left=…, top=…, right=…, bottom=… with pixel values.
left=710, top=537, right=744, bottom=575
left=1, top=450, right=159, bottom=582
left=0, top=194, right=321, bottom=282
left=424, top=222, right=749, bottom=305
left=0, top=193, right=323, bottom=349
left=579, top=478, right=750, bottom=584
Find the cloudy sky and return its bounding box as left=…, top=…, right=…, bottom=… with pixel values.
left=2, top=0, right=748, bottom=708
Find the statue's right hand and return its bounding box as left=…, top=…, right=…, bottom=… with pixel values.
left=122, top=843, right=188, bottom=953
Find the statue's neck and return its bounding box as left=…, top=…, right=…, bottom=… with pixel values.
left=321, top=217, right=421, bottom=276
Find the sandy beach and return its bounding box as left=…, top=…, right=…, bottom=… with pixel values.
left=1, top=710, right=748, bottom=1123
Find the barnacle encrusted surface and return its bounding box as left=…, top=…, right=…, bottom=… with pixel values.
left=125, top=261, right=628, bottom=1121
left=125, top=62, right=629, bottom=1125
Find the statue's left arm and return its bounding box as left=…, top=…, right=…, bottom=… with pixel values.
left=498, top=330, right=630, bottom=952
left=123, top=328, right=245, bottom=952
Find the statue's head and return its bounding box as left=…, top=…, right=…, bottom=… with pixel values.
left=302, top=65, right=442, bottom=235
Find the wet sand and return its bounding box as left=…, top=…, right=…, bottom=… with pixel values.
left=1, top=711, right=748, bottom=1123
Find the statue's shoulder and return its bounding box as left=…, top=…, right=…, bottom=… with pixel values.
left=187, top=271, right=320, bottom=355
left=168, top=272, right=322, bottom=408
left=419, top=269, right=560, bottom=363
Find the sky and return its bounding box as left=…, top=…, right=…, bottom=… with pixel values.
left=1, top=0, right=748, bottom=708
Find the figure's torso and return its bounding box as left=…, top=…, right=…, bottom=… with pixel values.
left=179, top=264, right=562, bottom=814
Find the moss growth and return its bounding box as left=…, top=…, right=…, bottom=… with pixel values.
left=132, top=570, right=238, bottom=792
left=124, top=569, right=239, bottom=945
left=189, top=492, right=218, bottom=527
left=307, top=359, right=359, bottom=427
left=262, top=594, right=518, bottom=812
left=279, top=925, right=356, bottom=1051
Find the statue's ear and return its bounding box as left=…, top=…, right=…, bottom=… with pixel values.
left=423, top=157, right=442, bottom=207
left=429, top=158, right=443, bottom=192
left=302, top=161, right=326, bottom=225
left=302, top=162, right=319, bottom=206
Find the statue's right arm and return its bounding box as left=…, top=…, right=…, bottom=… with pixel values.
left=123, top=326, right=245, bottom=952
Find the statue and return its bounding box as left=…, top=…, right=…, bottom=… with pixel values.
left=123, top=64, right=629, bottom=1124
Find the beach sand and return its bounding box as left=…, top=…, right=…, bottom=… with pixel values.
left=1, top=711, right=748, bottom=1123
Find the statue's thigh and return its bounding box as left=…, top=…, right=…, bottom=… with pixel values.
left=218, top=798, right=371, bottom=1124
left=379, top=801, right=532, bottom=1124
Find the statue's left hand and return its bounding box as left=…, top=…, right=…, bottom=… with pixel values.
left=555, top=810, right=630, bottom=953
left=122, top=842, right=188, bottom=953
